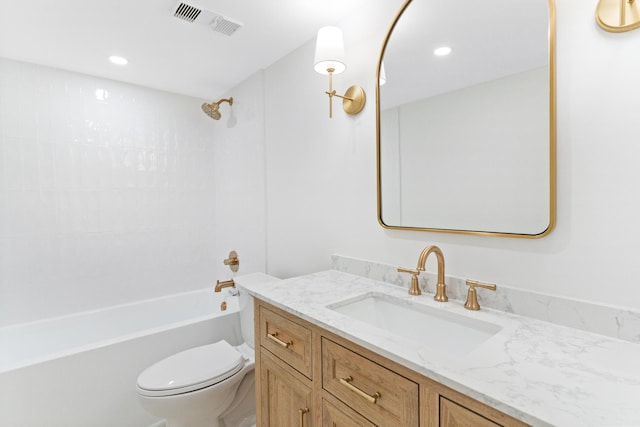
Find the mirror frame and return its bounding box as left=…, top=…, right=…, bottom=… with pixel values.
left=376, top=0, right=556, bottom=239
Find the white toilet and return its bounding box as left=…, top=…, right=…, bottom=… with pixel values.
left=136, top=292, right=256, bottom=427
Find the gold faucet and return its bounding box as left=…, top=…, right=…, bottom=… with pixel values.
left=398, top=245, right=448, bottom=301
left=214, top=279, right=235, bottom=292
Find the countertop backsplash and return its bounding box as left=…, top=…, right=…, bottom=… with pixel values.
left=332, top=254, right=640, bottom=343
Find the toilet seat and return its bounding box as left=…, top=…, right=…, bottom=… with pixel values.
left=137, top=340, right=245, bottom=397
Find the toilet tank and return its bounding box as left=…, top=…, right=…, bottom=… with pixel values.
left=236, top=273, right=281, bottom=348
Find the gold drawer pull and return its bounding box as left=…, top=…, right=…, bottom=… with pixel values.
left=267, top=332, right=292, bottom=348
left=339, top=376, right=381, bottom=404
left=298, top=407, right=309, bottom=427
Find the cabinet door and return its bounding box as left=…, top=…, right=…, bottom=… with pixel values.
left=259, top=350, right=313, bottom=427
left=440, top=397, right=501, bottom=427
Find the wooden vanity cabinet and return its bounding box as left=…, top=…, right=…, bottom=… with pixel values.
left=322, top=338, right=419, bottom=426
left=439, top=397, right=501, bottom=427
left=254, top=299, right=529, bottom=427
left=259, top=349, right=313, bottom=426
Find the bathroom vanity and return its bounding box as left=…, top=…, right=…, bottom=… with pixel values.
left=255, top=299, right=525, bottom=426
left=237, top=270, right=640, bottom=426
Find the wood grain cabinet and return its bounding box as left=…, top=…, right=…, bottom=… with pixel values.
left=322, top=396, right=377, bottom=427
left=439, top=397, right=501, bottom=427
left=259, top=350, right=313, bottom=427
left=254, top=299, right=529, bottom=427
left=322, top=338, right=419, bottom=426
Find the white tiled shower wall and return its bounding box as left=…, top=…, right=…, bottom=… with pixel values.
left=0, top=58, right=221, bottom=326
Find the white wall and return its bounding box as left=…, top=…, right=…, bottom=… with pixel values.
left=0, top=59, right=266, bottom=326
left=2, top=0, right=637, bottom=325
left=212, top=71, right=267, bottom=281
left=263, top=0, right=640, bottom=311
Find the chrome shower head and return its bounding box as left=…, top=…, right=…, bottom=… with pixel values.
left=201, top=97, right=233, bottom=121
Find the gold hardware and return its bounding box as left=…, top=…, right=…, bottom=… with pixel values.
left=339, top=376, right=381, bottom=404
left=375, top=0, right=557, bottom=239
left=223, top=250, right=239, bottom=272
left=597, top=0, right=640, bottom=32
left=400, top=245, right=448, bottom=301
left=220, top=301, right=227, bottom=311
left=298, top=407, right=309, bottom=427
left=201, top=97, right=233, bottom=121
left=314, top=26, right=367, bottom=118
left=324, top=69, right=366, bottom=118
left=214, top=279, right=235, bottom=292
left=397, top=266, right=421, bottom=295
left=267, top=332, right=292, bottom=348
left=464, top=279, right=497, bottom=311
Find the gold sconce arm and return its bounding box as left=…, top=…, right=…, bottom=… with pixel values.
left=323, top=69, right=366, bottom=118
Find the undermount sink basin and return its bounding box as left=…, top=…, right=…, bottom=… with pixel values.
left=328, top=293, right=501, bottom=358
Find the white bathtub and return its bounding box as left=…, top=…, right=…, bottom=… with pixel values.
left=0, top=288, right=246, bottom=427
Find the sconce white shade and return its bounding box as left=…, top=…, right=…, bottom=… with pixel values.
left=379, top=62, right=387, bottom=86
left=314, top=26, right=346, bottom=75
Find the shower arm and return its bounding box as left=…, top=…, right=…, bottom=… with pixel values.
left=215, top=97, right=233, bottom=107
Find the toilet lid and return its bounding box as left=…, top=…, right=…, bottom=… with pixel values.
left=137, top=340, right=245, bottom=397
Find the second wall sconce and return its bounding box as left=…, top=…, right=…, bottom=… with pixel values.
left=597, top=0, right=640, bottom=32
left=314, top=26, right=366, bottom=118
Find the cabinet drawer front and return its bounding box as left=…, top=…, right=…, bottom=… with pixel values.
left=322, top=338, right=419, bottom=426
left=259, top=306, right=313, bottom=378
left=322, top=396, right=377, bottom=427
left=440, top=397, right=502, bottom=427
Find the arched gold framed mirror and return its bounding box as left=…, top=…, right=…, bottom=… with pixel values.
left=376, top=0, right=556, bottom=238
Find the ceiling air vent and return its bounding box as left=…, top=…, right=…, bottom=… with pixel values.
left=174, top=3, right=202, bottom=23
left=172, top=2, right=243, bottom=36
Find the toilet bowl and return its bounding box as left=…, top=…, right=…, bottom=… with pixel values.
left=136, top=340, right=255, bottom=427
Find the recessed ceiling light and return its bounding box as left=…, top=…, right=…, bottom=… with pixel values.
left=109, top=55, right=128, bottom=65
left=433, top=46, right=452, bottom=57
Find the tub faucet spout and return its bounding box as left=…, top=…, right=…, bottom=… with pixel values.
left=215, top=279, right=235, bottom=292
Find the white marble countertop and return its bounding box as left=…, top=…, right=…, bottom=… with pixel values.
left=236, top=270, right=640, bottom=427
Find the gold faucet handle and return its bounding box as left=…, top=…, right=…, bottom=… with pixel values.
left=464, top=280, right=496, bottom=310
left=223, top=250, right=239, bottom=272
left=397, top=267, right=421, bottom=295
left=397, top=266, right=419, bottom=275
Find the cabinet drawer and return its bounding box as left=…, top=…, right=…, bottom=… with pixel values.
left=259, top=306, right=313, bottom=379
left=322, top=396, right=377, bottom=427
left=322, top=338, right=419, bottom=426
left=440, top=397, right=501, bottom=427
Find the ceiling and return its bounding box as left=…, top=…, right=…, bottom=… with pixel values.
left=380, top=0, right=550, bottom=109
left=0, top=0, right=367, bottom=99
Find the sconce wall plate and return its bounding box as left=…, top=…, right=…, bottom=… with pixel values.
left=343, top=86, right=366, bottom=115
left=597, top=0, right=640, bottom=32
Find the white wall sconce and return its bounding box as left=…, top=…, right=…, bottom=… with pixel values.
left=314, top=26, right=366, bottom=118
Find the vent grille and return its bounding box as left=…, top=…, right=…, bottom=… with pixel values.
left=174, top=3, right=202, bottom=22
left=211, top=16, right=242, bottom=36
left=172, top=2, right=243, bottom=36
